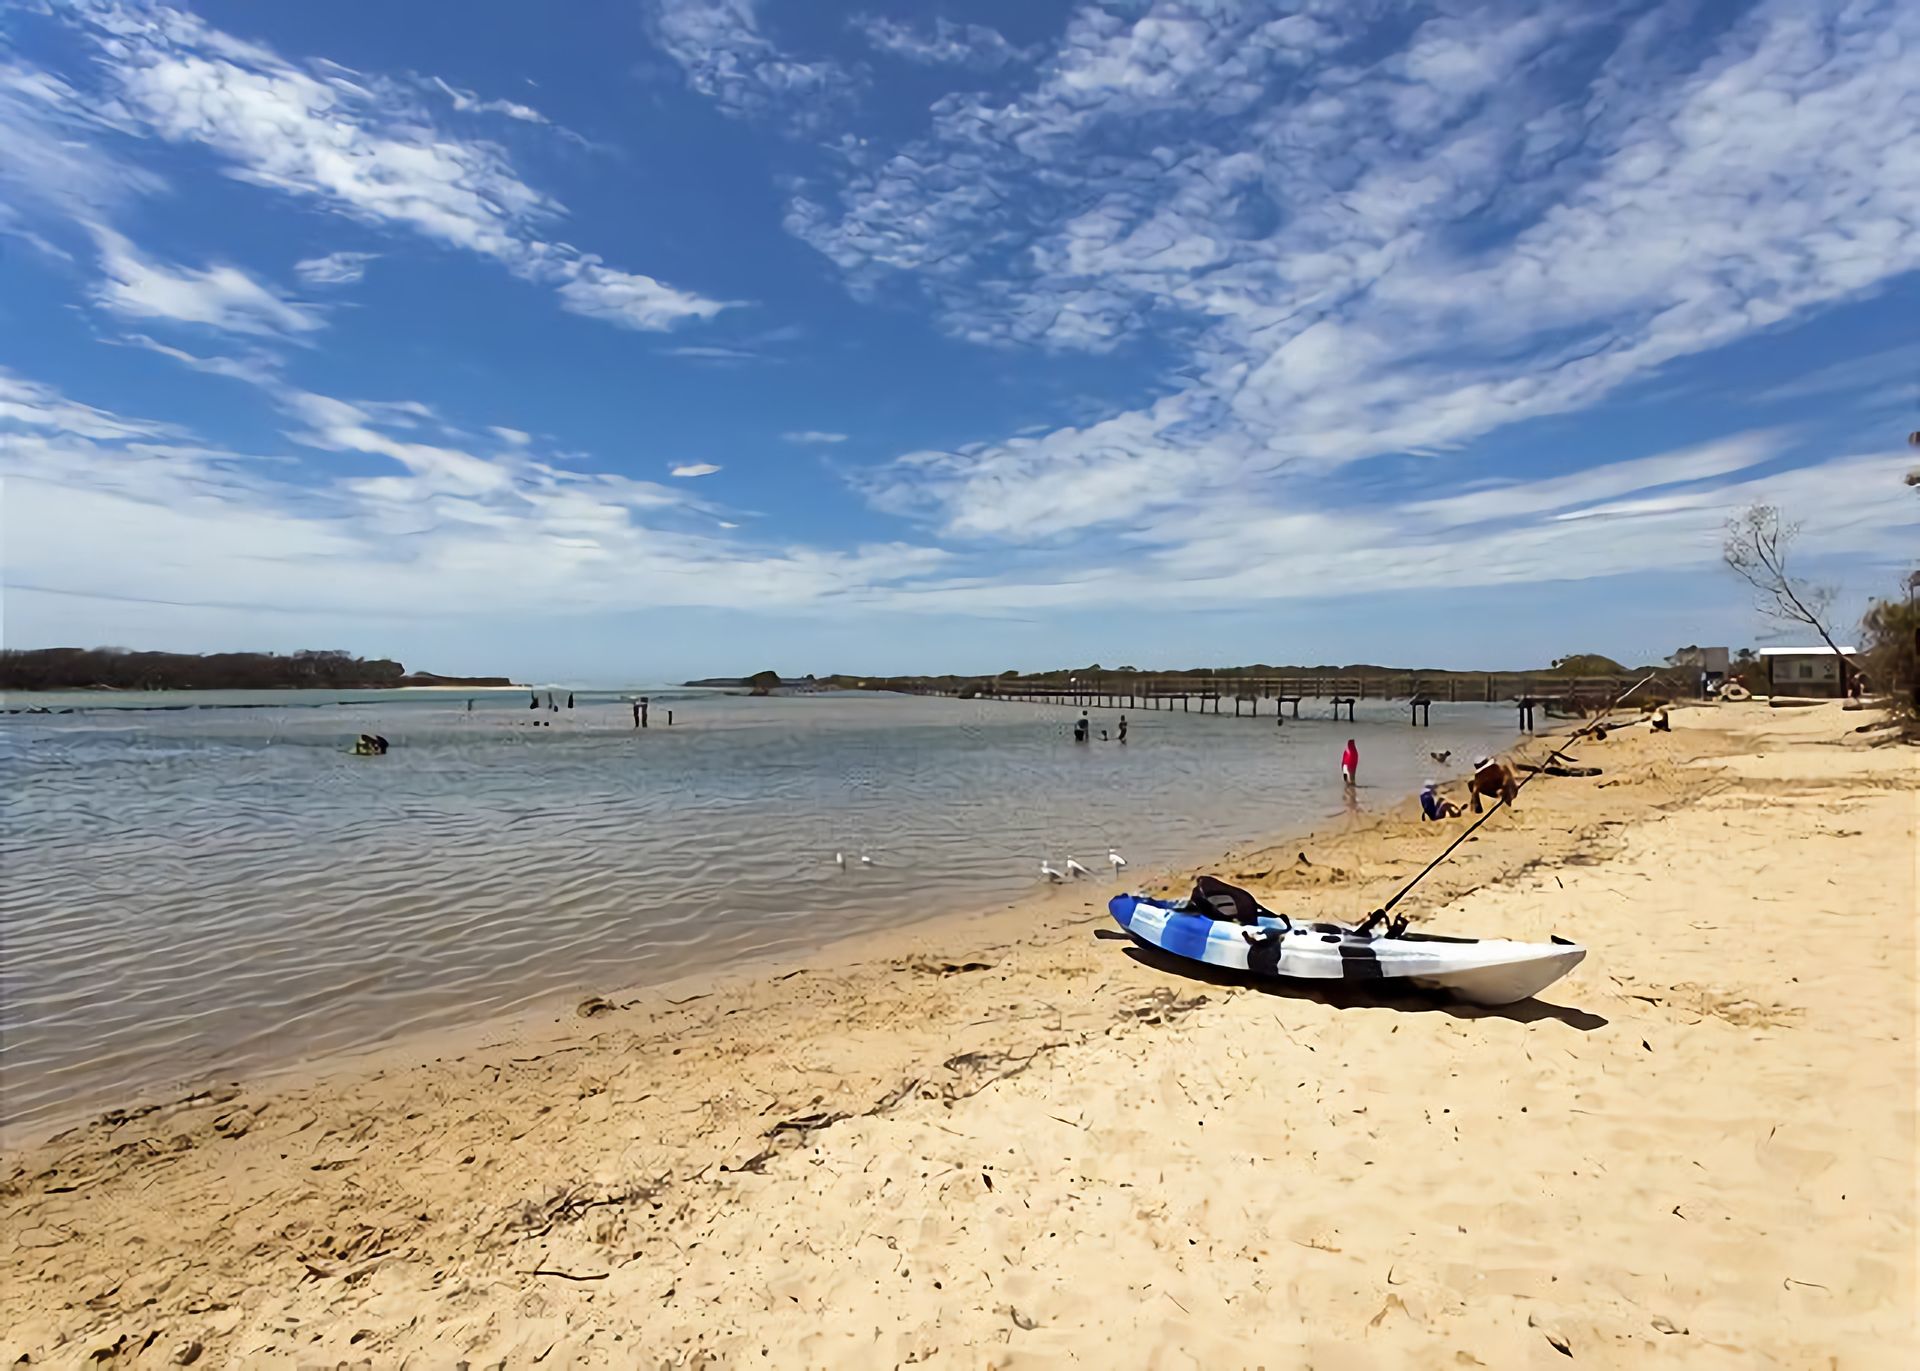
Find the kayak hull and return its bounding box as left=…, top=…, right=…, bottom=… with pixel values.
left=1110, top=895, right=1585, bottom=1006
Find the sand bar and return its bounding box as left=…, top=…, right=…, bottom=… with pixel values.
left=3, top=701, right=1914, bottom=1367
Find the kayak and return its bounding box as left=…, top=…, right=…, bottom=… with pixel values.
left=1109, top=894, right=1585, bottom=1006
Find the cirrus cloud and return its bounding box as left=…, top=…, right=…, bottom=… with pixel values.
left=643, top=0, right=859, bottom=133
left=31, top=1, right=733, bottom=333
left=794, top=0, right=1920, bottom=553
left=850, top=14, right=1029, bottom=71
left=89, top=225, right=322, bottom=338
left=1, top=368, right=952, bottom=622
left=293, top=251, right=377, bottom=287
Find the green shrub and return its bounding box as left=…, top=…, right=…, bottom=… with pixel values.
left=1860, top=596, right=1919, bottom=732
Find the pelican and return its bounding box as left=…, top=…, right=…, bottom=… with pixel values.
left=1064, top=856, right=1092, bottom=879
left=1040, top=860, right=1065, bottom=882
left=1108, top=848, right=1127, bottom=872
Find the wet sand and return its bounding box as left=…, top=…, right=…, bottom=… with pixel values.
left=3, top=701, right=1914, bottom=1368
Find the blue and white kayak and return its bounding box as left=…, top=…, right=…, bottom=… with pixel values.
left=1110, top=894, right=1585, bottom=1006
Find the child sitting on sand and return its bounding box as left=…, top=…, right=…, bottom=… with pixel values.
left=1420, top=781, right=1461, bottom=820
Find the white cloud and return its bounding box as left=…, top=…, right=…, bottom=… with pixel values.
left=1405, top=432, right=1787, bottom=530
left=1, top=369, right=951, bottom=621
left=5, top=364, right=1910, bottom=637
left=550, top=258, right=733, bottom=331
left=0, top=58, right=163, bottom=241
left=71, top=5, right=544, bottom=254
left=1757, top=344, right=1920, bottom=405
left=89, top=225, right=322, bottom=337
left=10, top=0, right=1915, bottom=642
left=293, top=251, right=377, bottom=286
left=870, top=444, right=1918, bottom=618
left=38, top=1, right=730, bottom=332
left=116, top=333, right=284, bottom=388
left=665, top=345, right=760, bottom=360
left=644, top=0, right=857, bottom=131
left=870, top=396, right=1212, bottom=541
left=0, top=366, right=176, bottom=442
left=425, top=75, right=548, bottom=125
left=793, top=0, right=1920, bottom=554
left=670, top=462, right=722, bottom=478
left=851, top=15, right=1028, bottom=70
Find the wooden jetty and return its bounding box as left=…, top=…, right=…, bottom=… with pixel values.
left=941, top=673, right=1649, bottom=732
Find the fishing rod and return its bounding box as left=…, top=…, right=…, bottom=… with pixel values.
left=1357, top=672, right=1658, bottom=934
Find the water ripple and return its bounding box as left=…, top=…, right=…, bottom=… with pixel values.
left=1, top=689, right=1519, bottom=1133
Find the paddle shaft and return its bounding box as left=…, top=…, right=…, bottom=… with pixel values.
left=1363, top=674, right=1657, bottom=924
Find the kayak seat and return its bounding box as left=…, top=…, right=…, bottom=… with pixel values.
left=1189, top=875, right=1290, bottom=928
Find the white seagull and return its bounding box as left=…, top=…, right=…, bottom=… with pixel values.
left=1040, top=860, right=1065, bottom=882
left=834, top=852, right=845, bottom=868
left=1064, top=856, right=1093, bottom=879
left=858, top=850, right=874, bottom=866
left=1108, top=848, right=1128, bottom=872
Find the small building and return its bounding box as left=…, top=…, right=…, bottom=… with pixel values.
left=1758, top=646, right=1858, bottom=699
left=1672, top=646, right=1732, bottom=696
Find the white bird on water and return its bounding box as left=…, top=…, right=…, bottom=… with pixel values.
left=1040, top=860, right=1065, bottom=882
left=1064, top=856, right=1093, bottom=879
left=1108, top=848, right=1128, bottom=873
left=859, top=850, right=874, bottom=866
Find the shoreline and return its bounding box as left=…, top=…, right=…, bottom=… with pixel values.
left=4, top=702, right=1913, bottom=1365
left=0, top=709, right=1531, bottom=1151
left=0, top=737, right=1494, bottom=1153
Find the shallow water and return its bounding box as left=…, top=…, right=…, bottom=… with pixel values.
left=0, top=687, right=1520, bottom=1134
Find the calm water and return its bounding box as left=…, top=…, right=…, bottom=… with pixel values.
left=0, top=687, right=1519, bottom=1135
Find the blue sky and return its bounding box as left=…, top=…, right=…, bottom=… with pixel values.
left=1, top=0, right=1915, bottom=683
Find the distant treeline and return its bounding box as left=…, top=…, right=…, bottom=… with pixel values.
left=0, top=649, right=511, bottom=692
left=683, top=670, right=793, bottom=694
left=812, top=654, right=1674, bottom=696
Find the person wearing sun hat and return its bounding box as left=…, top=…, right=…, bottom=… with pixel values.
left=1420, top=779, right=1461, bottom=821
left=1468, top=755, right=1518, bottom=813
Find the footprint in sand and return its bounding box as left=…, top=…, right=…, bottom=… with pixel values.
left=1753, top=1127, right=1836, bottom=1181
left=1665, top=983, right=1802, bottom=1028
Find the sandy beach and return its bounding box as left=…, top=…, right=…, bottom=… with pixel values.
left=3, top=700, right=1913, bottom=1368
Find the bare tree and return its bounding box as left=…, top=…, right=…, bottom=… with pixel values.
left=1722, top=504, right=1854, bottom=673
